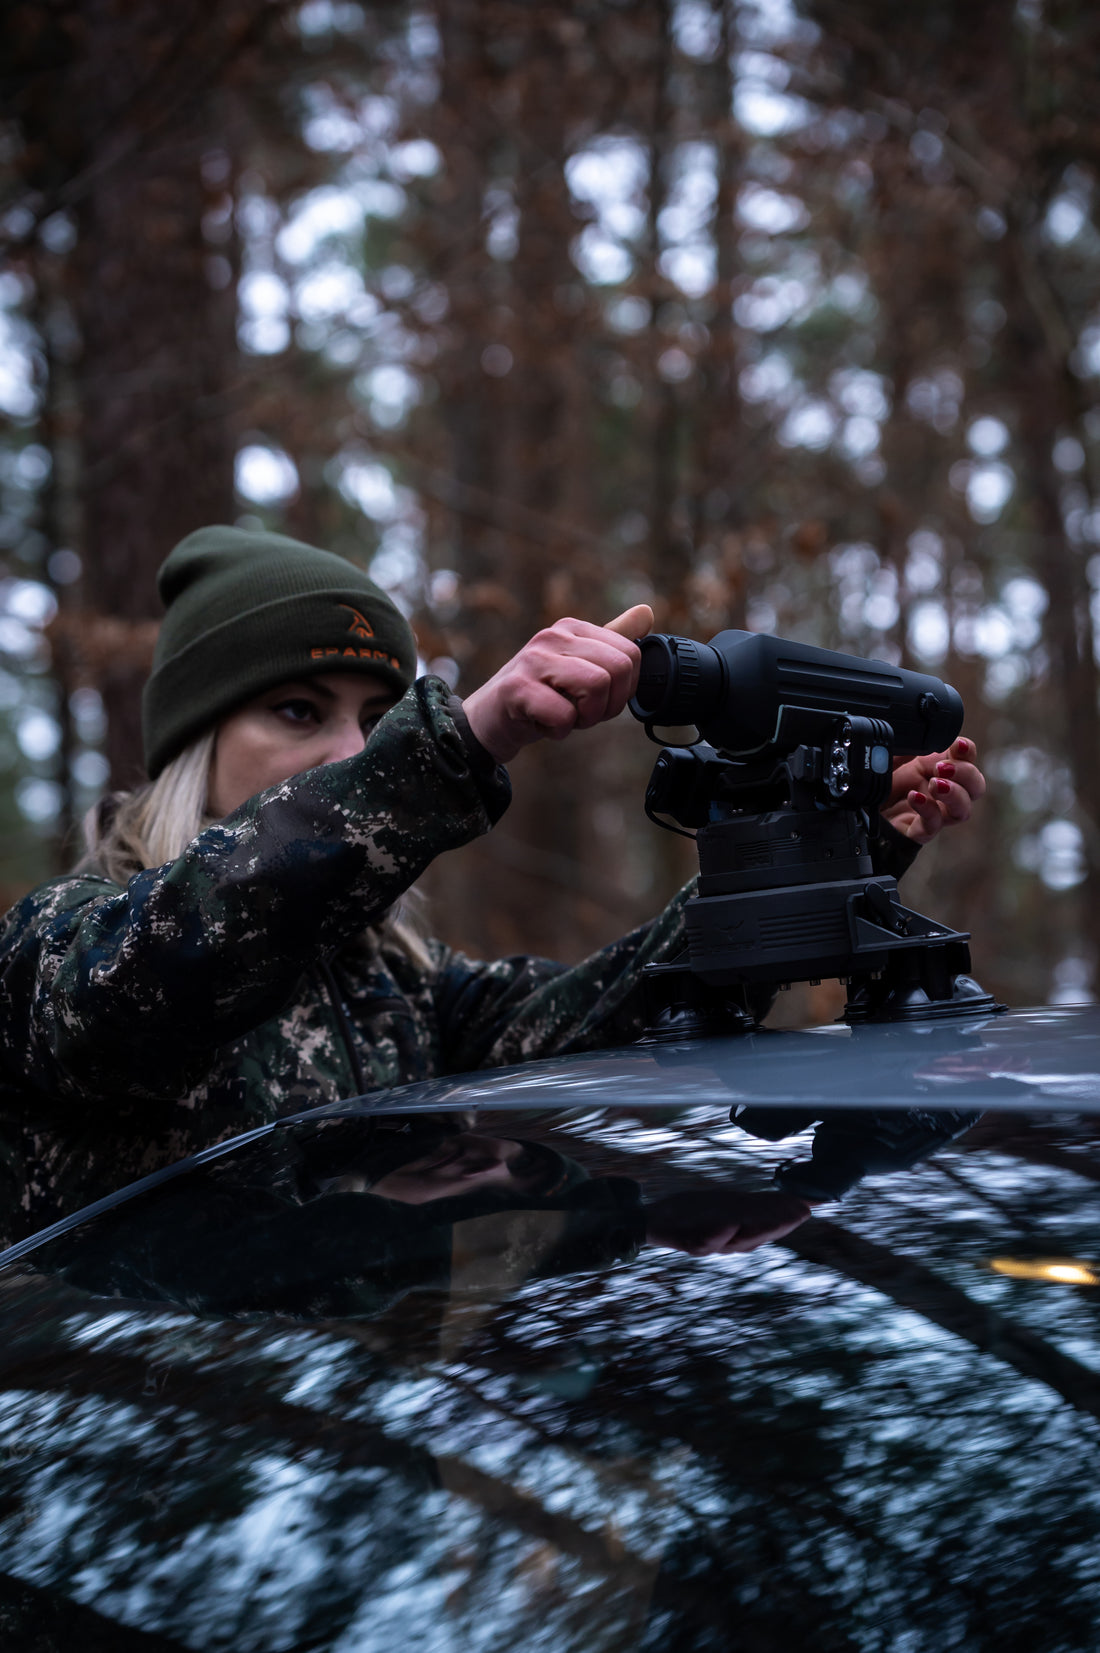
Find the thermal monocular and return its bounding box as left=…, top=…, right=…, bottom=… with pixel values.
left=628, top=629, right=998, bottom=1036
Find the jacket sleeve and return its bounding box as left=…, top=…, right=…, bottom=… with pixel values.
left=432, top=882, right=693, bottom=1072
left=0, top=679, right=510, bottom=1106
left=432, top=817, right=922, bottom=1072
left=869, top=815, right=922, bottom=882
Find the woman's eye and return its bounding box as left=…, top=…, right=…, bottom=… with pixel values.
left=360, top=712, right=386, bottom=736
left=272, top=699, right=320, bottom=725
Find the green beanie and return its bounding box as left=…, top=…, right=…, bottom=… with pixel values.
left=142, top=526, right=419, bottom=778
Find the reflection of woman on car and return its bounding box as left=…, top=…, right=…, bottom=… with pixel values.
left=0, top=527, right=984, bottom=1243
left=42, top=1119, right=814, bottom=1320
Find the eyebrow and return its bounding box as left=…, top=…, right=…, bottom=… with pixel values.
left=274, top=680, right=394, bottom=707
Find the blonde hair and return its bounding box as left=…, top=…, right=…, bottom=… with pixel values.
left=77, top=734, right=432, bottom=970
left=77, top=731, right=218, bottom=883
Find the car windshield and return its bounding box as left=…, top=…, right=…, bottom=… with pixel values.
left=2, top=1095, right=1099, bottom=1651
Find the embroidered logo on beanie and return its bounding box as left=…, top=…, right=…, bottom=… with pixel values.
left=339, top=604, right=376, bottom=641
left=310, top=646, right=402, bottom=666
left=309, top=599, right=396, bottom=665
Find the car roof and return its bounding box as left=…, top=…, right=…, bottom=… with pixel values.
left=2, top=1022, right=1099, bottom=1649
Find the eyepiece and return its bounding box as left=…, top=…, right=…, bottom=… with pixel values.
left=630, top=634, right=727, bottom=726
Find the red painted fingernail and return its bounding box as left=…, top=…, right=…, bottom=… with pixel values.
left=933, top=778, right=951, bottom=794
left=936, top=761, right=956, bottom=778
left=910, top=790, right=928, bottom=805
left=955, top=739, right=970, bottom=754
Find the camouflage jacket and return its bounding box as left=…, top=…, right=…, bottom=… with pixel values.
left=0, top=676, right=920, bottom=1246
left=0, top=679, right=696, bottom=1244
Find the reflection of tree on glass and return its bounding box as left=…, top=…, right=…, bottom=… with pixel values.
left=7, top=1109, right=1100, bottom=1653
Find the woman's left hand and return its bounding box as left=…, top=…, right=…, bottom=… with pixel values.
left=881, top=736, right=986, bottom=844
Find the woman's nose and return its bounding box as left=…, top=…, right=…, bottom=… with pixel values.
left=323, top=719, right=368, bottom=764
left=460, top=1134, right=515, bottom=1165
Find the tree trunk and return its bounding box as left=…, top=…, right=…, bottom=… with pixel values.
left=70, top=42, right=242, bottom=783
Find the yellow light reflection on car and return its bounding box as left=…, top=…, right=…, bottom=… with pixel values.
left=989, top=1257, right=1099, bottom=1286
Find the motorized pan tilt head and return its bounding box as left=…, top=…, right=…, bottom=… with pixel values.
left=628, top=629, right=1000, bottom=1039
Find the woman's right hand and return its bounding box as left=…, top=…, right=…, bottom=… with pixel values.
left=461, top=604, right=654, bottom=764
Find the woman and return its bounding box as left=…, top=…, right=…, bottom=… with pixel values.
left=0, top=526, right=983, bottom=1245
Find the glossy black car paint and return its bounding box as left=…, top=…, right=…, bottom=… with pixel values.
left=1, top=1008, right=1099, bottom=1652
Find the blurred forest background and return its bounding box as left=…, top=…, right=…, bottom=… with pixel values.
left=1, top=0, right=1099, bottom=1014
